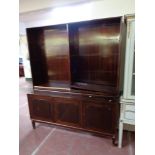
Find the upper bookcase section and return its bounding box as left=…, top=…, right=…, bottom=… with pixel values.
left=26, top=17, right=123, bottom=94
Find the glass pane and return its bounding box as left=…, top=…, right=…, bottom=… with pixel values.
left=131, top=74, right=135, bottom=95
left=131, top=46, right=135, bottom=95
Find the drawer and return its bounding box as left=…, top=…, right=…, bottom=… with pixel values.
left=125, top=104, right=135, bottom=112
left=83, top=95, right=117, bottom=103
left=124, top=111, right=135, bottom=120
left=53, top=96, right=80, bottom=104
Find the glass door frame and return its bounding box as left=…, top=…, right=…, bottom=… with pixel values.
left=123, top=17, right=135, bottom=100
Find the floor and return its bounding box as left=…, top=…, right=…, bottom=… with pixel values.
left=19, top=77, right=135, bottom=155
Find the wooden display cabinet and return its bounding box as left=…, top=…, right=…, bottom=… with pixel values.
left=26, top=16, right=124, bottom=145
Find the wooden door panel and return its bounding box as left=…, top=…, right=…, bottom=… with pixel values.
left=55, top=98, right=82, bottom=127
left=84, top=101, right=113, bottom=133
left=27, top=94, right=53, bottom=121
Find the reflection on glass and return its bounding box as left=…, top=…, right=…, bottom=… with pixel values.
left=131, top=45, right=135, bottom=95
left=131, top=74, right=135, bottom=95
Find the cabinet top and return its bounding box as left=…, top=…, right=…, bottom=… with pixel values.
left=26, top=16, right=122, bottom=30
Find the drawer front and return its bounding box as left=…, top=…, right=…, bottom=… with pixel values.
left=124, top=111, right=135, bottom=120
left=125, top=104, right=135, bottom=112
left=83, top=94, right=117, bottom=103
left=55, top=97, right=82, bottom=127
left=27, top=94, right=54, bottom=121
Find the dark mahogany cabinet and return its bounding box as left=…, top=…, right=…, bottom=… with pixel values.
left=26, top=17, right=124, bottom=145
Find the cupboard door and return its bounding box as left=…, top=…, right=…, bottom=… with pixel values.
left=84, top=101, right=113, bottom=133
left=55, top=98, right=82, bottom=127
left=27, top=94, right=53, bottom=121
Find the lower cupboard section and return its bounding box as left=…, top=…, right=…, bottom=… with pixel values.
left=27, top=93, right=119, bottom=138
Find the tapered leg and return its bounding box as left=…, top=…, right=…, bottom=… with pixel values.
left=32, top=120, right=36, bottom=129
left=118, top=120, right=123, bottom=148
left=112, top=135, right=117, bottom=146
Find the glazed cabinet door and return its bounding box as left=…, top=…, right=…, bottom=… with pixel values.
left=55, top=97, right=82, bottom=127
left=83, top=101, right=114, bottom=134
left=27, top=94, right=54, bottom=122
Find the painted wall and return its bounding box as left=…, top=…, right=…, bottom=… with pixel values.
left=20, top=0, right=92, bottom=13
left=19, top=35, right=32, bottom=79
left=20, top=0, right=135, bottom=28
left=19, top=22, right=26, bottom=35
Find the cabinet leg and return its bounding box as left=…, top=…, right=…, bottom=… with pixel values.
left=118, top=120, right=123, bottom=148
left=112, top=135, right=117, bottom=146
left=32, top=121, right=36, bottom=129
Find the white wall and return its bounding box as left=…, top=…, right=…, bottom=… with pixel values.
left=20, top=0, right=135, bottom=28
left=19, top=22, right=26, bottom=35
left=20, top=0, right=93, bottom=13
left=19, top=35, right=32, bottom=79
